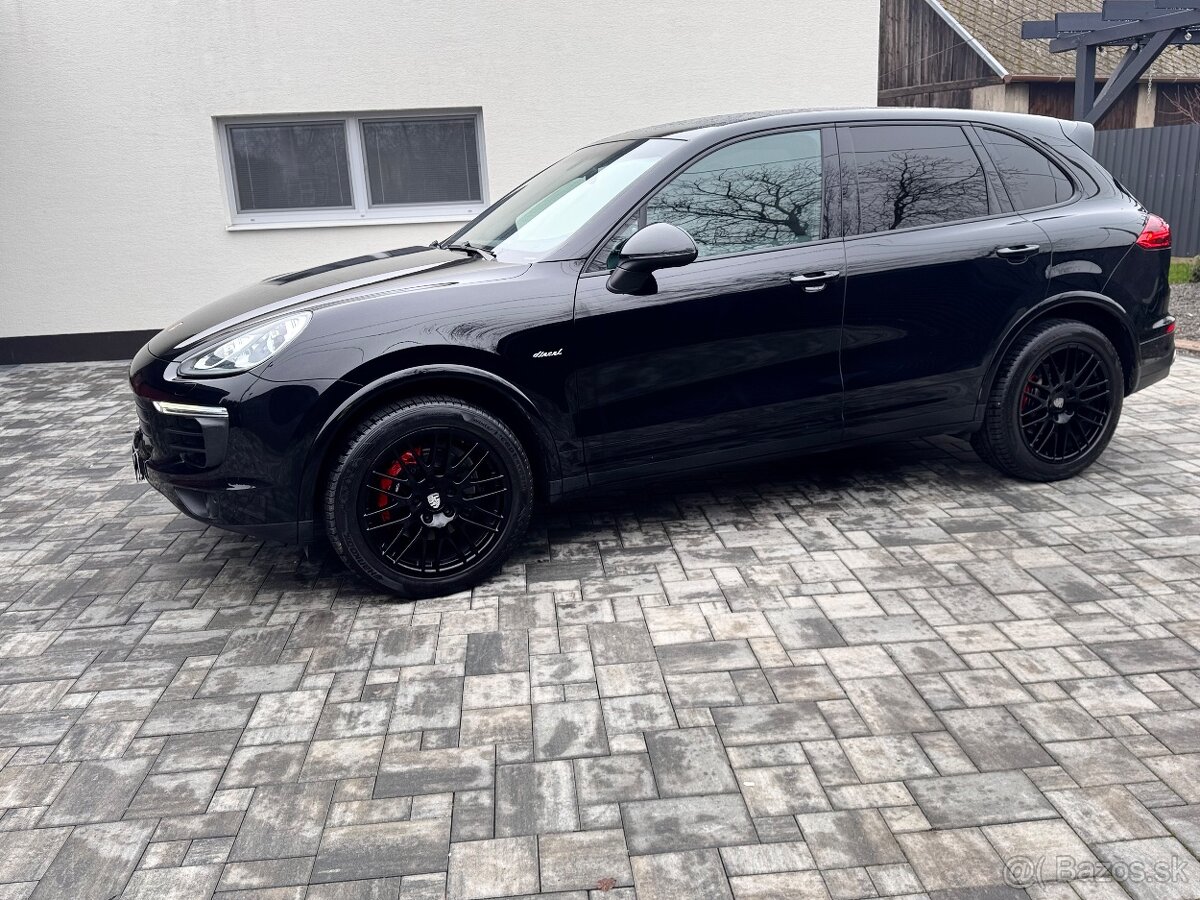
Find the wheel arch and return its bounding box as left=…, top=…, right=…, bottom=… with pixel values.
left=976, top=292, right=1137, bottom=422
left=300, top=364, right=562, bottom=534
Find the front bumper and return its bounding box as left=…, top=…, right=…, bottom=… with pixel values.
left=129, top=344, right=315, bottom=544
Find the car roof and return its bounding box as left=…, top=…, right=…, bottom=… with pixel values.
left=599, top=106, right=1083, bottom=145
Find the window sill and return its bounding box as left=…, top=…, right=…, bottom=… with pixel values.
left=226, top=214, right=477, bottom=232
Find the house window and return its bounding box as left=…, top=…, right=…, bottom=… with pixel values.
left=219, top=111, right=487, bottom=229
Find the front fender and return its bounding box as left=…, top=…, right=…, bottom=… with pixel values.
left=296, top=362, right=571, bottom=531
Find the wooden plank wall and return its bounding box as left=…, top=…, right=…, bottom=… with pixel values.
left=879, top=0, right=995, bottom=93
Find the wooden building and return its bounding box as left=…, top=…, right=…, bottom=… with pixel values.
left=880, top=0, right=1200, bottom=129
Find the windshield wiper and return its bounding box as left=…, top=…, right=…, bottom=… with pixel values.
left=438, top=240, right=495, bottom=260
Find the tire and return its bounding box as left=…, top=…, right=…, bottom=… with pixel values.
left=972, top=319, right=1123, bottom=482
left=324, top=395, right=534, bottom=598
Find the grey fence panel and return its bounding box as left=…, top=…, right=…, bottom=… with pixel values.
left=1093, top=124, right=1200, bottom=257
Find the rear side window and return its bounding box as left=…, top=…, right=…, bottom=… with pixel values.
left=979, top=129, right=1074, bottom=210
left=849, top=125, right=990, bottom=233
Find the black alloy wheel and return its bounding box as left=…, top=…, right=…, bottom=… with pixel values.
left=1018, top=343, right=1113, bottom=464
left=973, top=319, right=1123, bottom=482
left=360, top=427, right=509, bottom=575
left=325, top=396, right=533, bottom=597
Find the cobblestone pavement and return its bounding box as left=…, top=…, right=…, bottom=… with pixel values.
left=1, top=358, right=1199, bottom=900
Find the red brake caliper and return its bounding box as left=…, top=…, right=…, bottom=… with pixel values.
left=377, top=450, right=419, bottom=521
left=1021, top=375, right=1038, bottom=413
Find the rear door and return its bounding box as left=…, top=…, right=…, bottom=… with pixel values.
left=838, top=122, right=1053, bottom=438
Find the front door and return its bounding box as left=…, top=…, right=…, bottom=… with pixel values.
left=837, top=122, right=1053, bottom=438
left=571, top=127, right=848, bottom=483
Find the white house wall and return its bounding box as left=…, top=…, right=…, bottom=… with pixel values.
left=0, top=0, right=880, bottom=339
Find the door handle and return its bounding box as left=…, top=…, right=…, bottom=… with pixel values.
left=995, top=244, right=1040, bottom=260
left=789, top=270, right=841, bottom=293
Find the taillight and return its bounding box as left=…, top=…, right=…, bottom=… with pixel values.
left=1136, top=214, right=1171, bottom=250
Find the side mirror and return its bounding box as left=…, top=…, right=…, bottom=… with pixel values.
left=606, top=222, right=698, bottom=295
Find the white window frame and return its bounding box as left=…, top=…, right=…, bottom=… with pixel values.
left=215, top=109, right=489, bottom=231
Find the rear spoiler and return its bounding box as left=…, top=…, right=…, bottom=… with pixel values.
left=1060, top=119, right=1095, bottom=155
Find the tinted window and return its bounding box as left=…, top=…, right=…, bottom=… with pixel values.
left=361, top=117, right=482, bottom=206
left=979, top=129, right=1074, bottom=210
left=228, top=122, right=352, bottom=211
left=850, top=125, right=990, bottom=233
left=598, top=130, right=824, bottom=267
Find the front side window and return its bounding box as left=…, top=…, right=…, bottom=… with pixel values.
left=220, top=111, right=486, bottom=227
left=978, top=129, right=1074, bottom=211
left=850, top=125, right=990, bottom=234
left=597, top=130, right=825, bottom=268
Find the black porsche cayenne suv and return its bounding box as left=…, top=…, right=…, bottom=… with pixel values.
left=130, top=108, right=1176, bottom=597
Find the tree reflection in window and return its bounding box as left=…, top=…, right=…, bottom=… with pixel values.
left=851, top=125, right=990, bottom=233
left=603, top=130, right=824, bottom=265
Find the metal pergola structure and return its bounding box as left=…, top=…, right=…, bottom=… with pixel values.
left=1022, top=0, right=1200, bottom=123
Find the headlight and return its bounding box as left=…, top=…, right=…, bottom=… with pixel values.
left=181, top=312, right=311, bottom=375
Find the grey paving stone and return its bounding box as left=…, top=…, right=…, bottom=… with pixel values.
left=735, top=765, right=829, bottom=816
left=896, top=828, right=1009, bottom=891
left=630, top=848, right=734, bottom=900
left=840, top=676, right=940, bottom=735
left=1094, top=837, right=1200, bottom=900
left=374, top=625, right=440, bottom=667
left=938, top=706, right=1053, bottom=771
left=656, top=640, right=760, bottom=674
left=222, top=743, right=307, bottom=787
left=538, top=829, right=632, bottom=892
left=30, top=819, right=155, bottom=900
left=623, top=794, right=757, bottom=854
left=446, top=835, right=539, bottom=899
left=0, top=826, right=72, bottom=883
left=589, top=622, right=656, bottom=665
left=0, top=710, right=77, bottom=745
left=229, top=781, right=334, bottom=862
left=120, top=864, right=223, bottom=899
left=908, top=772, right=1058, bottom=828
left=139, top=697, right=257, bottom=736
left=496, top=761, right=578, bottom=836
left=311, top=818, right=451, bottom=883
left=1138, top=710, right=1200, bottom=753
left=391, top=676, right=463, bottom=732
left=1091, top=638, right=1200, bottom=674
left=1008, top=699, right=1109, bottom=742
left=574, top=753, right=657, bottom=804
left=465, top=629, right=530, bottom=676
left=376, top=746, right=495, bottom=796
left=40, top=757, right=152, bottom=825
left=533, top=700, right=608, bottom=760
left=1047, top=785, right=1170, bottom=843
left=797, top=809, right=904, bottom=868
left=645, top=726, right=737, bottom=797
left=1046, top=737, right=1156, bottom=786
left=126, top=768, right=223, bottom=817
left=712, top=702, right=832, bottom=745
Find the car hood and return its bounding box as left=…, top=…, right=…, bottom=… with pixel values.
left=147, top=246, right=527, bottom=359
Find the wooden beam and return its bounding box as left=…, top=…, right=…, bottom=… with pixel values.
left=1075, top=44, right=1098, bottom=119
left=1050, top=7, right=1200, bottom=49
left=1088, top=27, right=1180, bottom=121
left=878, top=75, right=1004, bottom=101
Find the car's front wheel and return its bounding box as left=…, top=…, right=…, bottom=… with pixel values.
left=324, top=396, right=533, bottom=597
left=972, top=319, right=1124, bottom=482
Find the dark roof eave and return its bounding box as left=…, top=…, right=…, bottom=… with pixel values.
left=1006, top=73, right=1200, bottom=82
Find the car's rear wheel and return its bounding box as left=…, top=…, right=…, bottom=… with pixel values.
left=972, top=319, right=1123, bottom=482
left=324, top=396, right=533, bottom=597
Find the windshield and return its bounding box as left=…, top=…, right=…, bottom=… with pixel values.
left=448, top=139, right=679, bottom=262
